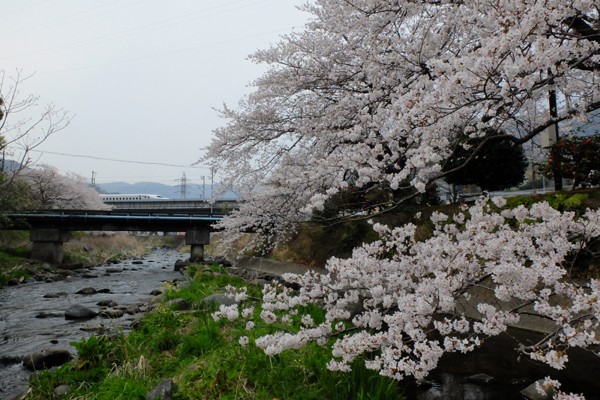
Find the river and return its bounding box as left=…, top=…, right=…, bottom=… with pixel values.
left=0, top=247, right=186, bottom=399
left=2, top=251, right=598, bottom=399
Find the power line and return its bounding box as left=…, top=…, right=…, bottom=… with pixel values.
left=42, top=26, right=298, bottom=75
left=29, top=148, right=207, bottom=169
left=0, top=0, right=137, bottom=40
left=1, top=0, right=272, bottom=61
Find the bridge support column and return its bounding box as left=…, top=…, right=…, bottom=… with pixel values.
left=30, top=229, right=71, bottom=264
left=185, top=229, right=210, bottom=262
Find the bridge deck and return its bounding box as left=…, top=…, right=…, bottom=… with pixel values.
left=5, top=210, right=224, bottom=232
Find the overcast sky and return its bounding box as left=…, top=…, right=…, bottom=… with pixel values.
left=1, top=0, right=309, bottom=185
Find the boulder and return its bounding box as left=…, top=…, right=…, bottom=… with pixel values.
left=65, top=304, right=98, bottom=320
left=44, top=292, right=68, bottom=298
left=106, top=268, right=123, bottom=273
left=97, top=300, right=118, bottom=307
left=22, top=348, right=72, bottom=371
left=165, top=298, right=192, bottom=311
left=146, top=379, right=176, bottom=400
left=122, top=304, right=142, bottom=315
left=75, top=287, right=97, bottom=295
left=174, top=260, right=190, bottom=272
left=213, top=256, right=232, bottom=267
left=99, top=309, right=124, bottom=318
left=521, top=379, right=555, bottom=400
left=54, top=384, right=71, bottom=398
left=59, top=263, right=84, bottom=271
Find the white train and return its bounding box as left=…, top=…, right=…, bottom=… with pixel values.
left=100, top=194, right=169, bottom=202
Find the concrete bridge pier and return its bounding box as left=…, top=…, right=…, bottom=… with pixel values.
left=185, top=229, right=210, bottom=262
left=30, top=229, right=71, bottom=264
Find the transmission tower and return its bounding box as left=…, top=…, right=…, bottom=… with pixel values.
left=177, top=172, right=188, bottom=199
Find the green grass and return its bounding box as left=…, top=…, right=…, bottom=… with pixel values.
left=27, top=266, right=405, bottom=400
left=0, top=247, right=32, bottom=286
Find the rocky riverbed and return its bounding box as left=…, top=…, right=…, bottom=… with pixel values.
left=0, top=247, right=187, bottom=399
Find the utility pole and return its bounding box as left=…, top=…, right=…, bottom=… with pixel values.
left=91, top=171, right=97, bottom=187
left=548, top=71, right=563, bottom=191
left=210, top=167, right=214, bottom=215
left=201, top=176, right=206, bottom=201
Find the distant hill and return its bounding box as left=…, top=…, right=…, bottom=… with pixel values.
left=0, top=159, right=25, bottom=172
left=96, top=181, right=238, bottom=200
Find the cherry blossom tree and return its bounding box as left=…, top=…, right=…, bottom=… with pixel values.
left=215, top=198, right=599, bottom=398
left=205, top=1, right=599, bottom=395
left=205, top=0, right=600, bottom=247
left=0, top=70, right=72, bottom=209
left=19, top=164, right=106, bottom=210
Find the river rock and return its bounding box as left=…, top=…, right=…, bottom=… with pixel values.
left=100, top=309, right=124, bottom=318
left=76, top=287, right=97, bottom=295
left=35, top=311, right=64, bottom=319
left=59, top=263, right=84, bottom=271
left=165, top=298, right=192, bottom=311
left=146, top=379, right=176, bottom=400
left=0, top=355, right=21, bottom=364
left=520, top=379, right=555, bottom=400
left=212, top=256, right=232, bottom=267
left=174, top=260, right=190, bottom=272
left=132, top=260, right=144, bottom=265
left=97, top=300, right=118, bottom=307
left=44, top=291, right=68, bottom=298
left=22, top=348, right=72, bottom=371
left=80, top=322, right=105, bottom=333
left=203, top=293, right=236, bottom=306
left=97, top=288, right=112, bottom=293
left=122, top=304, right=142, bottom=315
left=106, top=268, right=123, bottom=273
left=150, top=289, right=162, bottom=296
left=54, top=384, right=71, bottom=398
left=65, top=304, right=98, bottom=320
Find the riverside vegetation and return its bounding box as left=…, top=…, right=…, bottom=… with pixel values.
left=25, top=263, right=403, bottom=400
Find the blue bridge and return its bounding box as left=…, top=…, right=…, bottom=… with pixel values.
left=3, top=200, right=236, bottom=264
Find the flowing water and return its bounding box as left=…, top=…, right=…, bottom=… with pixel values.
left=0, top=248, right=186, bottom=399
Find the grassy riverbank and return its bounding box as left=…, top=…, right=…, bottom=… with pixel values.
left=266, top=189, right=600, bottom=278
left=25, top=264, right=404, bottom=400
